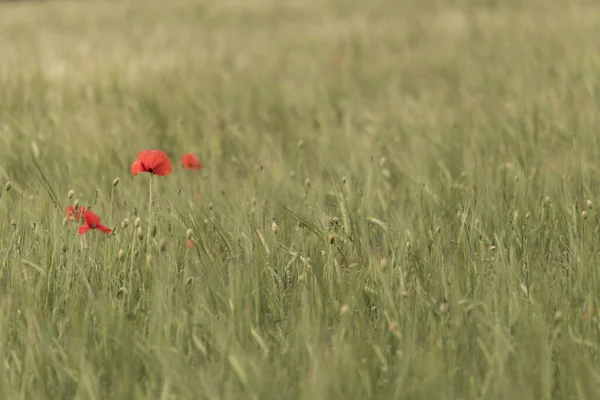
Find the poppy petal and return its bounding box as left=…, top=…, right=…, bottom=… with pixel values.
left=65, top=206, right=75, bottom=220
left=79, top=225, right=91, bottom=235
left=131, top=159, right=145, bottom=176
left=181, top=153, right=202, bottom=170
left=82, top=210, right=101, bottom=227
left=138, top=150, right=172, bottom=176
left=97, top=224, right=112, bottom=234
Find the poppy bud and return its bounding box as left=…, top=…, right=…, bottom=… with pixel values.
left=208, top=202, right=213, bottom=211
left=587, top=199, right=593, bottom=209
left=62, top=218, right=68, bottom=227
left=121, top=218, right=129, bottom=229
left=117, top=287, right=128, bottom=299
left=150, top=225, right=157, bottom=238
left=5, top=181, right=11, bottom=192
left=329, top=233, right=335, bottom=244
left=137, top=227, right=144, bottom=241
left=305, top=178, right=311, bottom=189
left=73, top=199, right=79, bottom=210
left=272, top=220, right=278, bottom=234
left=134, top=217, right=141, bottom=228
left=10, top=219, right=16, bottom=229
left=380, top=257, right=388, bottom=270
left=342, top=176, right=347, bottom=184
left=544, top=195, right=551, bottom=205
left=339, top=304, right=350, bottom=316
left=332, top=217, right=339, bottom=225
left=68, top=190, right=75, bottom=199
left=187, top=276, right=194, bottom=285
left=117, top=249, right=125, bottom=261
left=298, top=140, right=304, bottom=149
left=186, top=228, right=193, bottom=240
left=582, top=210, right=588, bottom=220
left=113, top=177, right=120, bottom=187
left=159, top=238, right=167, bottom=253
left=62, top=244, right=68, bottom=253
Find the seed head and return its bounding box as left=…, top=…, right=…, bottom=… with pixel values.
left=544, top=195, right=551, bottom=205
left=117, top=249, right=125, bottom=261
left=186, top=228, right=193, bottom=240
left=121, top=218, right=129, bottom=229
left=112, top=177, right=120, bottom=187
left=272, top=220, right=278, bottom=234
left=137, top=227, right=144, bottom=241
left=68, top=190, right=75, bottom=199
left=159, top=238, right=167, bottom=253
left=134, top=217, right=141, bottom=228
left=4, top=181, right=11, bottom=192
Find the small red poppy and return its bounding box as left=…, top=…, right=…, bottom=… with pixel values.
left=131, top=150, right=173, bottom=176
left=186, top=239, right=195, bottom=248
left=181, top=153, right=203, bottom=170
left=79, top=209, right=112, bottom=235
left=65, top=205, right=87, bottom=221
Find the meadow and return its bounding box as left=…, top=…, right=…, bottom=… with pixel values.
left=1, top=0, right=600, bottom=399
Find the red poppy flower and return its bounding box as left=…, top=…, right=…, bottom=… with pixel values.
left=79, top=209, right=112, bottom=235
left=186, top=239, right=195, bottom=248
left=181, top=153, right=203, bottom=170
left=131, top=150, right=173, bottom=176
left=65, top=205, right=87, bottom=221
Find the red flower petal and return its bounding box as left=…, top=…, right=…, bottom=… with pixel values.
left=82, top=210, right=101, bottom=227
left=65, top=206, right=75, bottom=220
left=79, top=225, right=91, bottom=235
left=181, top=153, right=203, bottom=170
left=136, top=150, right=173, bottom=176
left=131, top=159, right=145, bottom=176
left=97, top=224, right=112, bottom=234
left=186, top=239, right=195, bottom=248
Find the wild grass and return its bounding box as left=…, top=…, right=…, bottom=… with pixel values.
left=1, top=0, right=600, bottom=399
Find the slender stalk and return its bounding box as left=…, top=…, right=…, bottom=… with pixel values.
left=147, top=174, right=153, bottom=249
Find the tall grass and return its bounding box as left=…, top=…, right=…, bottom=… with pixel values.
left=1, top=0, right=600, bottom=399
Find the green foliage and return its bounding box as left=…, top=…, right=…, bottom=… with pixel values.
left=0, top=1, right=599, bottom=399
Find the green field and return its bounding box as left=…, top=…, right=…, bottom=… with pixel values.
left=1, top=0, right=600, bottom=399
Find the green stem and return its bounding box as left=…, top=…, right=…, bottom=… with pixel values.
left=147, top=174, right=153, bottom=249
